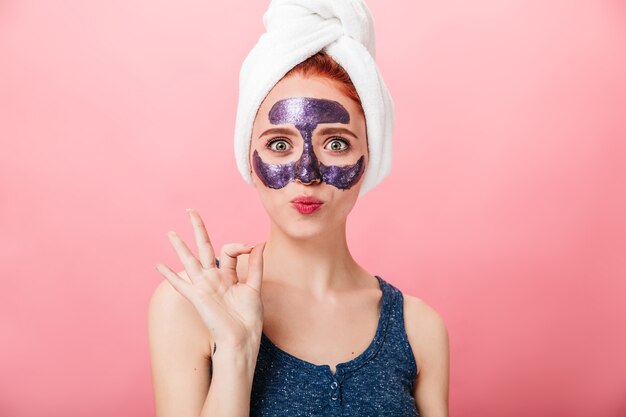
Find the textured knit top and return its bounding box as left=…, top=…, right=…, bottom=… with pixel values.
left=214, top=259, right=419, bottom=415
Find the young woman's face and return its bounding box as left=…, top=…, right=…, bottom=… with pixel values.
left=249, top=75, right=368, bottom=239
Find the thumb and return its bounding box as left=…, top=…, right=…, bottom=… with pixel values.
left=246, top=242, right=266, bottom=292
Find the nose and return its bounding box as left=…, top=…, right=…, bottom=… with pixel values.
left=295, top=177, right=321, bottom=186
left=293, top=139, right=322, bottom=185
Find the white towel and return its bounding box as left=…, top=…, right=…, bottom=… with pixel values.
left=233, top=0, right=395, bottom=197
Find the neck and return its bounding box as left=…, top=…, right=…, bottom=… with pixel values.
left=262, top=219, right=362, bottom=296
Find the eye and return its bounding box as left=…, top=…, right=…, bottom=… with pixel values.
left=325, top=137, right=350, bottom=152
left=266, top=138, right=292, bottom=153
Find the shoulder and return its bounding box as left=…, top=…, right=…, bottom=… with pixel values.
left=401, top=291, right=449, bottom=371
left=148, top=272, right=215, bottom=415
left=148, top=270, right=213, bottom=359
left=148, top=270, right=196, bottom=320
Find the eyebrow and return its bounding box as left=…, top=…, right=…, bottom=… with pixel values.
left=315, top=127, right=359, bottom=140
left=259, top=127, right=298, bottom=139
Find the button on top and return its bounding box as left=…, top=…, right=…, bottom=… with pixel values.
left=330, top=381, right=338, bottom=389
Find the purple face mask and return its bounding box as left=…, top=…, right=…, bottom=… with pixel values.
left=252, top=97, right=365, bottom=190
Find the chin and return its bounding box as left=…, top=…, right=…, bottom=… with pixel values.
left=279, top=219, right=336, bottom=241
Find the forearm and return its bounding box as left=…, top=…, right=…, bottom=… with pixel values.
left=200, top=343, right=259, bottom=417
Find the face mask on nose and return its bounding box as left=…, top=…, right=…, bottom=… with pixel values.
left=252, top=97, right=365, bottom=190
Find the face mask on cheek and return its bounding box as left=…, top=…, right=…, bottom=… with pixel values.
left=252, top=97, right=365, bottom=190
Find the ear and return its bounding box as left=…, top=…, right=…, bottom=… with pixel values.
left=249, top=166, right=257, bottom=188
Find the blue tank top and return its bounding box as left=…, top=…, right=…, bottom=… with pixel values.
left=214, top=259, right=419, bottom=415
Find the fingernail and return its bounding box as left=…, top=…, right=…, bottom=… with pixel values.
left=185, top=208, right=193, bottom=213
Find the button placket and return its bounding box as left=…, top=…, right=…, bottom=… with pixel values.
left=329, top=378, right=340, bottom=402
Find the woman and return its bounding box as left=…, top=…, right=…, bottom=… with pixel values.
left=148, top=2, right=449, bottom=416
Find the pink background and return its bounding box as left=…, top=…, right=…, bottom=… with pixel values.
left=1, top=0, right=625, bottom=416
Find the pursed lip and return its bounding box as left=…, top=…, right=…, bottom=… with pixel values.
left=290, top=195, right=323, bottom=205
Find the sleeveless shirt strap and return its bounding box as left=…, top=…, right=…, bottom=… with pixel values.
left=385, top=281, right=420, bottom=378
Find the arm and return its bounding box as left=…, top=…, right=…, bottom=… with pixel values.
left=407, top=297, right=450, bottom=417
left=148, top=276, right=259, bottom=417
left=149, top=209, right=266, bottom=417
left=200, top=340, right=259, bottom=417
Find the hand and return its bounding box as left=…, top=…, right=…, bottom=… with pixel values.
left=155, top=208, right=266, bottom=353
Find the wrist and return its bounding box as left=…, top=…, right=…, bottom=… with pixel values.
left=212, top=348, right=258, bottom=381
left=211, top=326, right=262, bottom=355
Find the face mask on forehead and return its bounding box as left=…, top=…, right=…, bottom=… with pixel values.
left=252, top=97, right=366, bottom=190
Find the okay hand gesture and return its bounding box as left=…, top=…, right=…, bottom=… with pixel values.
left=155, top=208, right=266, bottom=352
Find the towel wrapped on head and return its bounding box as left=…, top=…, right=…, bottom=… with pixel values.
left=234, top=0, right=395, bottom=197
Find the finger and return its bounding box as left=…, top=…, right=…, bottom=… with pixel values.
left=167, top=231, right=203, bottom=279
left=246, top=242, right=266, bottom=292
left=155, top=263, right=192, bottom=299
left=219, top=243, right=254, bottom=277
left=186, top=208, right=216, bottom=269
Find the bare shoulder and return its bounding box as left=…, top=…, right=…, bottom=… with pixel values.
left=148, top=271, right=215, bottom=416
left=401, top=292, right=450, bottom=371
left=148, top=270, right=213, bottom=359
